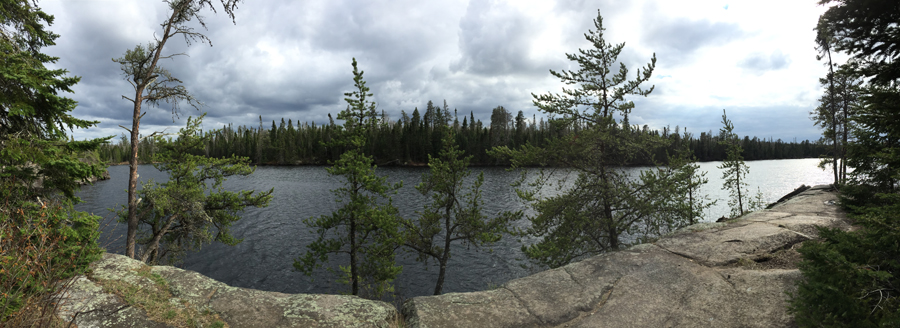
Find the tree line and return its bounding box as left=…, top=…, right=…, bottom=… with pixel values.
left=96, top=108, right=831, bottom=167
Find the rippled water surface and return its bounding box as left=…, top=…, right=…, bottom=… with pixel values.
left=75, top=158, right=833, bottom=298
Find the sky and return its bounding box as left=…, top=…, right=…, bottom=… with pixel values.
left=40, top=0, right=831, bottom=142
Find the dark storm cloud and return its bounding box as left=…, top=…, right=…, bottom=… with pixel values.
left=738, top=50, right=791, bottom=74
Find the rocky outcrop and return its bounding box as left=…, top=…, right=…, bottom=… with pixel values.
left=78, top=169, right=111, bottom=185
left=56, top=185, right=846, bottom=327
left=402, top=185, right=849, bottom=327
left=55, top=254, right=399, bottom=327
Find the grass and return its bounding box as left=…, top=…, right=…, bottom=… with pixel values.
left=95, top=264, right=228, bottom=328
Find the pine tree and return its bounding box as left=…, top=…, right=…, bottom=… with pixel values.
left=718, top=110, right=750, bottom=217
left=295, top=58, right=403, bottom=298
left=127, top=114, right=273, bottom=264
left=116, top=0, right=242, bottom=259
left=403, top=130, right=513, bottom=295
left=492, top=11, right=699, bottom=268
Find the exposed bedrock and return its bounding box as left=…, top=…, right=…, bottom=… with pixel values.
left=403, top=185, right=849, bottom=328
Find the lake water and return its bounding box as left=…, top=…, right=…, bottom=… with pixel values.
left=74, top=158, right=833, bottom=298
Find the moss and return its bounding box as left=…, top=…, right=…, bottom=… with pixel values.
left=94, top=264, right=229, bottom=328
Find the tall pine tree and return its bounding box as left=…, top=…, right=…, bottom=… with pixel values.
left=295, top=58, right=404, bottom=298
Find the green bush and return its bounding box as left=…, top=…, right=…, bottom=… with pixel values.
left=789, top=192, right=900, bottom=326
left=0, top=196, right=102, bottom=323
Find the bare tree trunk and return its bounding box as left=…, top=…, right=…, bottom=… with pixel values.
left=350, top=213, right=359, bottom=296
left=434, top=205, right=454, bottom=295
left=825, top=44, right=839, bottom=186
left=737, top=168, right=744, bottom=216
left=434, top=237, right=451, bottom=295
left=605, top=201, right=618, bottom=250
left=126, top=99, right=142, bottom=259
left=841, top=83, right=849, bottom=183
left=124, top=6, right=179, bottom=259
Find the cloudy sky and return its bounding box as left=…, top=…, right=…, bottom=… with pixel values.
left=41, top=0, right=830, bottom=142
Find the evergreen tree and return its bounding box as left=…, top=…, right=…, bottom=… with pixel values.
left=814, top=14, right=842, bottom=185
left=669, top=131, right=716, bottom=225
left=403, top=130, right=513, bottom=295
left=790, top=1, right=900, bottom=325
left=718, top=110, right=750, bottom=217
left=127, top=114, right=273, bottom=264
left=816, top=0, right=900, bottom=86
left=116, top=0, right=242, bottom=259
left=811, top=66, right=861, bottom=184
left=0, top=0, right=105, bottom=318
left=295, top=58, right=404, bottom=298
left=493, top=11, right=698, bottom=268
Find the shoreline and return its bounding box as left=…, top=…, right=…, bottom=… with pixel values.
left=104, top=156, right=825, bottom=168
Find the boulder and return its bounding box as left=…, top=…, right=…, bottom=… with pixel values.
left=56, top=253, right=399, bottom=328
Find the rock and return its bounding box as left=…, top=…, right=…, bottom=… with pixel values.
left=403, top=244, right=805, bottom=328
left=564, top=255, right=801, bottom=328
left=56, top=276, right=173, bottom=328
left=154, top=263, right=398, bottom=328
left=402, top=184, right=852, bottom=328
left=402, top=288, right=535, bottom=328
left=766, top=184, right=811, bottom=209
left=56, top=253, right=399, bottom=328
left=655, top=221, right=810, bottom=266
left=765, top=185, right=845, bottom=218
left=79, top=169, right=111, bottom=185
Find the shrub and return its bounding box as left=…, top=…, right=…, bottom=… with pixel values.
left=0, top=196, right=102, bottom=325
left=789, top=192, right=900, bottom=326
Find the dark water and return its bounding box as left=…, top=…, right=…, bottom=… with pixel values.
left=74, top=158, right=833, bottom=298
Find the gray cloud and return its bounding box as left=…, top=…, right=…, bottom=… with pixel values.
left=641, top=13, right=745, bottom=67
left=450, top=0, right=542, bottom=76
left=739, top=50, right=792, bottom=74
left=34, top=0, right=819, bottom=144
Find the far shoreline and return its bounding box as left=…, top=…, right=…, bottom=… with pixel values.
left=104, top=156, right=824, bottom=168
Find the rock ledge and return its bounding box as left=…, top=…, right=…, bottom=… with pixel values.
left=56, top=253, right=399, bottom=327
left=402, top=185, right=849, bottom=328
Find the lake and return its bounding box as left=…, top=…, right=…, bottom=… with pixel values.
left=74, top=158, right=833, bottom=299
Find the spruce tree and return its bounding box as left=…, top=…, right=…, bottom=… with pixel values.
left=295, top=58, right=404, bottom=298
left=126, top=114, right=273, bottom=264
left=717, top=110, right=750, bottom=217
left=403, top=130, right=513, bottom=295
left=492, top=11, right=701, bottom=268
left=0, top=0, right=105, bottom=318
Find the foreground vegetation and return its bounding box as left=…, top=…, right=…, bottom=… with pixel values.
left=0, top=0, right=106, bottom=323
left=788, top=0, right=900, bottom=325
